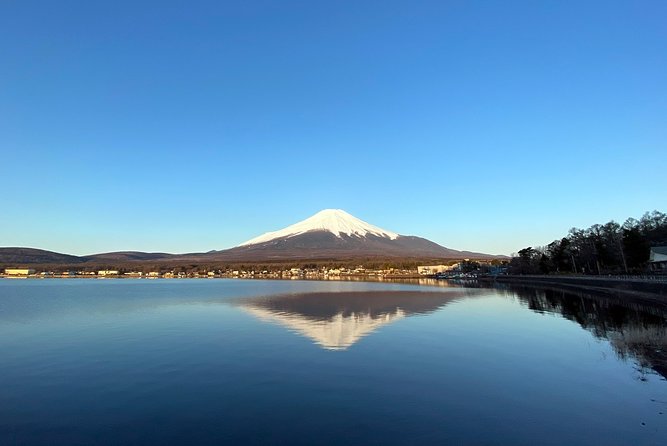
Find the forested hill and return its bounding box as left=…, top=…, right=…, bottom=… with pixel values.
left=0, top=248, right=174, bottom=265
left=0, top=247, right=85, bottom=264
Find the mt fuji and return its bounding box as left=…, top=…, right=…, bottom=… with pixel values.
left=204, top=209, right=499, bottom=261
left=0, top=209, right=502, bottom=265
left=238, top=209, right=399, bottom=246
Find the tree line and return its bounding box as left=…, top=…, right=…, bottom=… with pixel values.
left=509, top=210, right=667, bottom=275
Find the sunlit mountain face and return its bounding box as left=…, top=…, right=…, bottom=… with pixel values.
left=216, top=209, right=501, bottom=260
left=236, top=290, right=471, bottom=350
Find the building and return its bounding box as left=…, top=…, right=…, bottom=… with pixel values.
left=649, top=247, right=667, bottom=272
left=417, top=265, right=452, bottom=275
left=4, top=268, right=35, bottom=276
left=124, top=272, right=143, bottom=277
left=98, top=270, right=119, bottom=276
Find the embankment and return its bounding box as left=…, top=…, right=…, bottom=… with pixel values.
left=491, top=275, right=667, bottom=303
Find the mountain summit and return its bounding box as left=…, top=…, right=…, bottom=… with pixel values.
left=214, top=209, right=499, bottom=260
left=239, top=209, right=399, bottom=246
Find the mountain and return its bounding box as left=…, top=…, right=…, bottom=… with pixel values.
left=84, top=251, right=176, bottom=262
left=238, top=208, right=399, bottom=246
left=0, top=209, right=501, bottom=265
left=0, top=248, right=175, bottom=265
left=204, top=209, right=499, bottom=260
left=0, top=247, right=85, bottom=264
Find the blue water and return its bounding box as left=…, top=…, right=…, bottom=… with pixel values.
left=0, top=279, right=666, bottom=445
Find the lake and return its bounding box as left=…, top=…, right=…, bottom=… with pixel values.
left=1, top=279, right=666, bottom=445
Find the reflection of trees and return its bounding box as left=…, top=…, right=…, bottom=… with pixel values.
left=607, top=328, right=667, bottom=379
left=505, top=284, right=667, bottom=379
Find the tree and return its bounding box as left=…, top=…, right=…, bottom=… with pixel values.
left=508, top=210, right=666, bottom=275
left=623, top=227, right=650, bottom=269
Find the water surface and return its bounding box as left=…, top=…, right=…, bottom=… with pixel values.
left=0, top=279, right=665, bottom=445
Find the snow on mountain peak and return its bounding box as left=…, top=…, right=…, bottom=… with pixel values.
left=238, top=209, right=400, bottom=247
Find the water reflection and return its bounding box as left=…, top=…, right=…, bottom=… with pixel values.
left=237, top=290, right=468, bottom=350
left=507, top=284, right=667, bottom=379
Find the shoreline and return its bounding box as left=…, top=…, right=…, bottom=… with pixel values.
left=487, top=274, right=667, bottom=305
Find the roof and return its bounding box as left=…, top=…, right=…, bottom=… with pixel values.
left=650, top=246, right=667, bottom=255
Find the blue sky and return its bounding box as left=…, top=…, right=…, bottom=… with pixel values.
left=1, top=0, right=665, bottom=256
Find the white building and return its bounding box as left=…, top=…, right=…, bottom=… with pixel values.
left=98, top=270, right=119, bottom=276
left=417, top=265, right=452, bottom=275
left=649, top=247, right=667, bottom=272
left=4, top=268, right=35, bottom=276
left=124, top=272, right=143, bottom=277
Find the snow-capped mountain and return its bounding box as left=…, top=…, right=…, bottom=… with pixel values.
left=238, top=209, right=398, bottom=246
left=0, top=209, right=502, bottom=265
left=205, top=209, right=498, bottom=260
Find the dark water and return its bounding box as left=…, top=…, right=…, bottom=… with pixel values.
left=1, top=279, right=666, bottom=445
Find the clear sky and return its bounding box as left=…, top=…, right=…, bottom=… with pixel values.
left=1, top=0, right=665, bottom=256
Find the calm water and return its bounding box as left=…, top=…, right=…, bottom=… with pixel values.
left=1, top=279, right=666, bottom=445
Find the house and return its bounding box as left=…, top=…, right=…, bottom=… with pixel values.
left=4, top=268, right=35, bottom=276
left=649, top=247, right=667, bottom=272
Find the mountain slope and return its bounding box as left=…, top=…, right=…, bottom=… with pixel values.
left=205, top=209, right=499, bottom=260
left=83, top=251, right=176, bottom=262
left=0, top=248, right=176, bottom=265
left=0, top=247, right=85, bottom=264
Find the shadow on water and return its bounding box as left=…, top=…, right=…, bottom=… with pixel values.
left=500, top=283, right=667, bottom=380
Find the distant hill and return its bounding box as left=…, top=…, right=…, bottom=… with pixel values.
left=83, top=251, right=176, bottom=262
left=0, top=247, right=84, bottom=264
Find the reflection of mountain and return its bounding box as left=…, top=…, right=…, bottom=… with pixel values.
left=507, top=284, right=667, bottom=379
left=238, top=291, right=467, bottom=350
left=244, top=306, right=406, bottom=350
